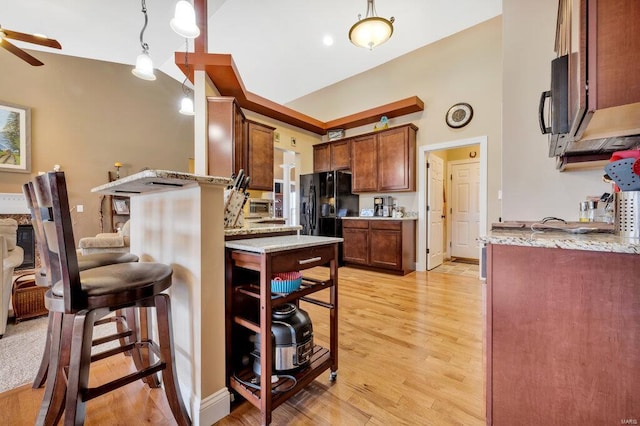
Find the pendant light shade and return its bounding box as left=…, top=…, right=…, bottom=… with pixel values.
left=132, top=51, right=156, bottom=80
left=132, top=0, right=156, bottom=81
left=349, top=0, right=395, bottom=50
left=171, top=1, right=200, bottom=39
left=179, top=96, right=195, bottom=115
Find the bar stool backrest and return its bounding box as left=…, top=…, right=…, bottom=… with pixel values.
left=33, top=171, right=85, bottom=313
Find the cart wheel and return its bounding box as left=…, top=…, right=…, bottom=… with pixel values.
left=329, top=371, right=337, bottom=381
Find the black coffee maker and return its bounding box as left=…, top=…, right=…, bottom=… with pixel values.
left=374, top=197, right=384, bottom=216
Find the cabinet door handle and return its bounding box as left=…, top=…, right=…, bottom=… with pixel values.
left=299, top=256, right=322, bottom=265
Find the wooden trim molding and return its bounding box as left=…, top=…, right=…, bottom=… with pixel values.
left=175, top=52, right=424, bottom=135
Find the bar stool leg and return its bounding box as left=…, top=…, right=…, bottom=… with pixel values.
left=36, top=312, right=70, bottom=426
left=32, top=311, right=55, bottom=389
left=63, top=310, right=98, bottom=426
left=155, top=294, right=191, bottom=426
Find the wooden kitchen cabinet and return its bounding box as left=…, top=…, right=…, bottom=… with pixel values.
left=208, top=97, right=275, bottom=191
left=246, top=120, right=275, bottom=191
left=207, top=97, right=245, bottom=178
left=369, top=221, right=403, bottom=270
left=341, top=220, right=369, bottom=265
left=377, top=126, right=416, bottom=191
left=351, top=124, right=417, bottom=193
left=313, top=139, right=351, bottom=172
left=486, top=243, right=640, bottom=424
left=552, top=0, right=640, bottom=161
left=342, top=219, right=415, bottom=275
left=351, top=134, right=378, bottom=192
left=313, top=144, right=330, bottom=172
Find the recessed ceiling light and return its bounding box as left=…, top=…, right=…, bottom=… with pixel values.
left=323, top=35, right=334, bottom=46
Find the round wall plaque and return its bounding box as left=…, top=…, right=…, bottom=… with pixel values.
left=446, top=103, right=473, bottom=128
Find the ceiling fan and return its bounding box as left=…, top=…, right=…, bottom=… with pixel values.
left=0, top=25, right=61, bottom=66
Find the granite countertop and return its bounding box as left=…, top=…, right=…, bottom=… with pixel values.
left=341, top=216, right=417, bottom=221
left=224, top=224, right=301, bottom=237
left=91, top=169, right=232, bottom=196
left=225, top=235, right=343, bottom=254
left=480, top=228, right=640, bottom=254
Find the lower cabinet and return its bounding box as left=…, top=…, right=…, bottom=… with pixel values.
left=486, top=244, right=640, bottom=424
left=342, top=219, right=415, bottom=274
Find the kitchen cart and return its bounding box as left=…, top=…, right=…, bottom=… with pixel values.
left=224, top=235, right=341, bottom=425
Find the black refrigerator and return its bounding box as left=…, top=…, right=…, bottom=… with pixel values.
left=299, top=170, right=359, bottom=239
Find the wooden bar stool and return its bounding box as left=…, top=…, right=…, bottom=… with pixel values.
left=32, top=172, right=190, bottom=426
left=23, top=183, right=143, bottom=390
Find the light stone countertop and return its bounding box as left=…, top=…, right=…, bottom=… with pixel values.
left=91, top=169, right=232, bottom=196
left=480, top=229, right=640, bottom=254
left=224, top=224, right=301, bottom=237
left=341, top=216, right=417, bottom=221
left=225, top=235, right=343, bottom=254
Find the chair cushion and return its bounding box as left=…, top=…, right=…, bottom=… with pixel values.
left=77, top=252, right=139, bottom=270
left=51, top=262, right=172, bottom=298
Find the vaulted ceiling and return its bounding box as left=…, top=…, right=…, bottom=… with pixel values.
left=1, top=0, right=501, bottom=105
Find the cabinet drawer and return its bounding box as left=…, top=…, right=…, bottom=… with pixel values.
left=342, top=219, right=370, bottom=229
left=270, top=244, right=335, bottom=273
left=370, top=220, right=402, bottom=231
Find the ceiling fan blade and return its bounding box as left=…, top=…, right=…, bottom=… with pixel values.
left=3, top=28, right=61, bottom=49
left=1, top=38, right=44, bottom=66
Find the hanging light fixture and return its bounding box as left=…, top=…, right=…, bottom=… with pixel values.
left=179, top=40, right=195, bottom=116
left=132, top=0, right=156, bottom=80
left=170, top=1, right=200, bottom=39
left=349, top=0, right=395, bottom=50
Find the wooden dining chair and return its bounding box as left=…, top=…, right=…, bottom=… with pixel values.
left=23, top=182, right=142, bottom=390
left=32, top=172, right=190, bottom=426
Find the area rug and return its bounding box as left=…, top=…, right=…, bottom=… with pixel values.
left=0, top=316, right=48, bottom=393
left=0, top=314, right=120, bottom=394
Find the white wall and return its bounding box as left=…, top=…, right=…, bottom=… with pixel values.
left=502, top=0, right=611, bottom=222
left=289, top=17, right=503, bottom=227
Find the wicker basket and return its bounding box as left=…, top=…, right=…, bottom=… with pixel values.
left=11, top=271, right=48, bottom=323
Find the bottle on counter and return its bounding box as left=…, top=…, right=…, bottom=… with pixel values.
left=579, top=201, right=589, bottom=222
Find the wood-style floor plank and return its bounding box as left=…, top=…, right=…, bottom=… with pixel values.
left=0, top=266, right=485, bottom=425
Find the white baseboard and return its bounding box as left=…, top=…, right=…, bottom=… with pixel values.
left=190, top=387, right=231, bottom=426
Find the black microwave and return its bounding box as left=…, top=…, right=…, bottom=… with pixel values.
left=539, top=54, right=570, bottom=157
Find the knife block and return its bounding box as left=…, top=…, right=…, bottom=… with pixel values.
left=224, top=189, right=246, bottom=228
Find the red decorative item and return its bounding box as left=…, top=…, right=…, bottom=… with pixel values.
left=633, top=158, right=640, bottom=177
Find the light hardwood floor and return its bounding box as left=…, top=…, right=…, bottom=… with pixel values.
left=0, top=266, right=485, bottom=425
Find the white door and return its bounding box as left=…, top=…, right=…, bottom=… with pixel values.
left=450, top=160, right=480, bottom=260
left=427, top=154, right=445, bottom=270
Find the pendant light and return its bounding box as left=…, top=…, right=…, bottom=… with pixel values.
left=349, top=0, right=395, bottom=50
left=170, top=1, right=200, bottom=39
left=179, top=40, right=195, bottom=116
left=132, top=0, right=156, bottom=80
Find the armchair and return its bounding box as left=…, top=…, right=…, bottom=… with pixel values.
left=78, top=219, right=131, bottom=255
left=1, top=219, right=24, bottom=338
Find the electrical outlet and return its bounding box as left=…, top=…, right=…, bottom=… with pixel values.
left=498, top=190, right=502, bottom=200
left=77, top=205, right=84, bottom=213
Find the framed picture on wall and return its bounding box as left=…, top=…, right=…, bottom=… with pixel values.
left=113, top=198, right=130, bottom=215
left=0, top=101, right=31, bottom=173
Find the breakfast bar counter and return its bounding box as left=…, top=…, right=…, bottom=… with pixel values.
left=93, top=169, right=233, bottom=425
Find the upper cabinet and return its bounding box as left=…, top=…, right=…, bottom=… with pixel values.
left=245, top=120, right=275, bottom=191
left=207, top=97, right=274, bottom=191
left=550, top=0, right=640, bottom=164
left=313, top=139, right=351, bottom=172
left=351, top=124, right=417, bottom=193
left=207, top=97, right=245, bottom=178
left=351, top=134, right=378, bottom=193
